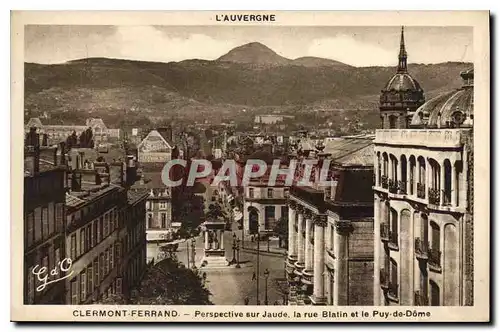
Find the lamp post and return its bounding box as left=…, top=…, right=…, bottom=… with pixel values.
left=191, top=239, right=196, bottom=269
left=235, top=238, right=241, bottom=268
left=230, top=234, right=237, bottom=264
left=264, top=268, right=270, bottom=305
left=267, top=236, right=270, bottom=252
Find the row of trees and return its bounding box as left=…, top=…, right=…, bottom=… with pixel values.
left=98, top=257, right=212, bottom=305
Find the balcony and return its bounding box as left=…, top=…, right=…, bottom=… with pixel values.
left=398, top=180, right=407, bottom=195
left=380, top=268, right=389, bottom=289
left=414, top=290, right=429, bottom=306
left=381, top=175, right=388, bottom=189
left=388, top=282, right=398, bottom=302
left=414, top=237, right=428, bottom=260
left=428, top=188, right=440, bottom=205
left=428, top=247, right=442, bottom=271
left=417, top=183, right=426, bottom=199
left=442, top=190, right=452, bottom=206
left=388, top=179, right=398, bottom=194
left=380, top=223, right=390, bottom=242
left=375, top=129, right=464, bottom=148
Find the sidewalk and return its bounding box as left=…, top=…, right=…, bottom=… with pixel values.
left=240, top=236, right=287, bottom=257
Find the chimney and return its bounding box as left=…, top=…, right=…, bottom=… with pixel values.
left=78, top=152, right=85, bottom=169
left=109, top=161, right=124, bottom=185
left=53, top=146, right=58, bottom=167
left=59, top=142, right=66, bottom=165
left=126, top=155, right=137, bottom=186
left=24, top=145, right=40, bottom=176
left=70, top=171, right=82, bottom=192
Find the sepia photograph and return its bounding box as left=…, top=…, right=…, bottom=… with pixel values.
left=11, top=11, right=490, bottom=322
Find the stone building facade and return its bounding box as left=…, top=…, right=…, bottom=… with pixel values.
left=285, top=137, right=374, bottom=306
left=373, top=64, right=474, bottom=307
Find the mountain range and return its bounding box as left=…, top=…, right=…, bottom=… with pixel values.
left=24, top=42, right=472, bottom=127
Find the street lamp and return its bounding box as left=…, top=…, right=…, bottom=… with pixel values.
left=191, top=239, right=196, bottom=269
left=264, top=268, right=270, bottom=305
left=230, top=234, right=237, bottom=264
left=235, top=238, right=241, bottom=268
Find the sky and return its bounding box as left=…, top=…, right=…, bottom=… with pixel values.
left=24, top=25, right=473, bottom=67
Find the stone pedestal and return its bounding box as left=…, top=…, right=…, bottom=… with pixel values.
left=200, top=220, right=229, bottom=269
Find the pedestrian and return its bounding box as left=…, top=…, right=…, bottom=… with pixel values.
left=252, top=272, right=256, bottom=281
left=244, top=297, right=250, bottom=305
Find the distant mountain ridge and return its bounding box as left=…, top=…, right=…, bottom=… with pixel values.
left=24, top=41, right=472, bottom=126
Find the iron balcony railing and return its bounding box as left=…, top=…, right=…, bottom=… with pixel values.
left=417, top=183, right=426, bottom=199
left=380, top=268, right=389, bottom=289
left=414, top=237, right=428, bottom=260
left=428, top=188, right=441, bottom=205
left=414, top=290, right=429, bottom=306
left=398, top=180, right=407, bottom=195
left=428, top=247, right=442, bottom=269
left=388, top=179, right=398, bottom=194
left=380, top=223, right=390, bottom=242
left=381, top=175, right=388, bottom=189
left=388, top=282, right=398, bottom=300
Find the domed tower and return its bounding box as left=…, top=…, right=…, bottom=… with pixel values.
left=379, top=26, right=425, bottom=129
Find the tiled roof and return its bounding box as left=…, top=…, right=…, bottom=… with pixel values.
left=66, top=193, right=86, bottom=208
left=324, top=138, right=374, bottom=166
left=127, top=189, right=149, bottom=204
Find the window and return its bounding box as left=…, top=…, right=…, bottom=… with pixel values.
left=147, top=214, right=153, bottom=229
left=27, top=265, right=35, bottom=304
left=54, top=248, right=61, bottom=277
left=116, top=278, right=122, bottom=295
left=159, top=202, right=167, bottom=210
left=70, top=234, right=77, bottom=260
left=87, top=265, right=93, bottom=296
left=105, top=250, right=110, bottom=276
left=109, top=246, right=114, bottom=270
left=48, top=203, right=55, bottom=236
left=264, top=206, right=275, bottom=230
left=281, top=206, right=288, bottom=220
left=161, top=213, right=167, bottom=229
left=267, top=188, right=273, bottom=198
left=80, top=271, right=87, bottom=302
left=115, top=243, right=122, bottom=267
left=431, top=221, right=440, bottom=250
left=79, top=229, right=85, bottom=256
left=70, top=278, right=78, bottom=304
left=249, top=188, right=254, bottom=198
left=42, top=207, right=49, bottom=240
left=55, top=203, right=63, bottom=232
left=91, top=221, right=96, bottom=247
left=99, top=253, right=105, bottom=281
left=104, top=214, right=109, bottom=237
left=110, top=212, right=115, bottom=232
left=26, top=212, right=34, bottom=247
left=85, top=225, right=91, bottom=251
left=34, top=208, right=42, bottom=242
left=330, top=224, right=335, bottom=251
left=146, top=201, right=151, bottom=210
left=93, top=258, right=99, bottom=286
left=98, top=217, right=103, bottom=242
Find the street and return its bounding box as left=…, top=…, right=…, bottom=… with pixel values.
left=176, top=222, right=288, bottom=305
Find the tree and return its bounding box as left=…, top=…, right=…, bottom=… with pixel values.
left=206, top=203, right=226, bottom=222
left=66, top=130, right=78, bottom=150
left=96, top=293, right=127, bottom=305
left=273, top=217, right=288, bottom=249
left=130, top=257, right=212, bottom=305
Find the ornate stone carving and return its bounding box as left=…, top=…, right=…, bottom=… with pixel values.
left=296, top=205, right=306, bottom=215
left=303, top=209, right=313, bottom=220
left=288, top=200, right=297, bottom=209
left=335, top=220, right=353, bottom=234
left=313, top=215, right=327, bottom=227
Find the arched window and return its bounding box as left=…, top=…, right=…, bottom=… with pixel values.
left=389, top=115, right=397, bottom=129
left=430, top=280, right=440, bottom=306
left=409, top=155, right=416, bottom=195
left=400, top=155, right=407, bottom=194
left=390, top=208, right=398, bottom=246
left=417, top=156, right=426, bottom=198
left=429, top=221, right=441, bottom=268
left=443, top=159, right=452, bottom=205
left=389, top=258, right=398, bottom=298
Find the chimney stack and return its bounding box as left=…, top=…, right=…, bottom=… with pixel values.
left=70, top=171, right=82, bottom=192
left=125, top=155, right=137, bottom=186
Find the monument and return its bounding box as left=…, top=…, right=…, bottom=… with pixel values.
left=199, top=204, right=230, bottom=268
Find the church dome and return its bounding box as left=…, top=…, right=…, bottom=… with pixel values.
left=384, top=72, right=422, bottom=92
left=379, top=27, right=425, bottom=129
left=411, top=68, right=473, bottom=129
